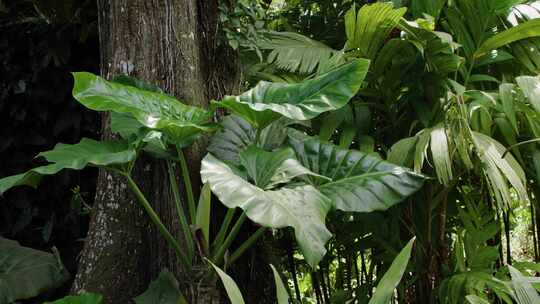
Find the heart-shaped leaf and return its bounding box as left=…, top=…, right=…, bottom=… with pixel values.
left=207, top=115, right=292, bottom=164
left=72, top=72, right=215, bottom=146
left=201, top=153, right=332, bottom=267
left=287, top=130, right=426, bottom=212
left=212, top=59, right=370, bottom=129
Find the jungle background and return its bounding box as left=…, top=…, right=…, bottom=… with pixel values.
left=2, top=0, right=540, bottom=303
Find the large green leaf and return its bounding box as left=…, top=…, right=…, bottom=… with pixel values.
left=212, top=59, right=369, bottom=129
left=475, top=19, right=540, bottom=58
left=369, top=238, right=415, bottom=304
left=207, top=115, right=295, bottom=164
left=0, top=139, right=136, bottom=194
left=133, top=271, right=187, bottom=304
left=201, top=153, right=332, bottom=267
left=45, top=293, right=104, bottom=304
left=287, top=130, right=426, bottom=212
left=239, top=146, right=327, bottom=190
left=72, top=72, right=215, bottom=145
left=345, top=3, right=407, bottom=59
left=0, top=238, right=69, bottom=304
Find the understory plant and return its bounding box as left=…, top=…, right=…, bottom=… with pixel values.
left=0, top=56, right=426, bottom=302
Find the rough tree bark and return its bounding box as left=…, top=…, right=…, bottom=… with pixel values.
left=72, top=0, right=241, bottom=302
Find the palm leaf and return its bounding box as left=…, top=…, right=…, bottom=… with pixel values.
left=471, top=132, right=528, bottom=208
left=261, top=31, right=340, bottom=74
left=345, top=2, right=407, bottom=59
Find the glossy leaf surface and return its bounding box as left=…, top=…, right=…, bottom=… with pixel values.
left=213, top=59, right=369, bottom=129
left=201, top=153, right=332, bottom=266
left=72, top=72, right=215, bottom=145
left=287, top=130, right=426, bottom=212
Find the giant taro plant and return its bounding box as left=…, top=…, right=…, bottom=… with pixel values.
left=0, top=58, right=426, bottom=302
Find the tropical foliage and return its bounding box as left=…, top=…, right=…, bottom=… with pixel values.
left=2, top=0, right=540, bottom=303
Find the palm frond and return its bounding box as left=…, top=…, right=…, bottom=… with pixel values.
left=260, top=31, right=340, bottom=74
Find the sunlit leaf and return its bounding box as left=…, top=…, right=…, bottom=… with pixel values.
left=72, top=72, right=215, bottom=146
left=201, top=153, right=332, bottom=267
left=212, top=59, right=369, bottom=129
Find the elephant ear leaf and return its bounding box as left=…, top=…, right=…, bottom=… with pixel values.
left=0, top=238, right=69, bottom=303
left=287, top=130, right=426, bottom=212
left=201, top=153, right=332, bottom=267
left=207, top=115, right=295, bottom=164
left=212, top=59, right=370, bottom=129
left=0, top=139, right=136, bottom=194
left=72, top=72, right=215, bottom=146
left=239, top=146, right=327, bottom=189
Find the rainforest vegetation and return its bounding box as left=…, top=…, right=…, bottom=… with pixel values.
left=1, top=0, right=540, bottom=303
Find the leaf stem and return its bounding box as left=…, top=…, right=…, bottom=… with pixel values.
left=212, top=207, right=236, bottom=250
left=255, top=128, right=262, bottom=146
left=212, top=212, right=247, bottom=264
left=124, top=174, right=190, bottom=269
left=177, top=146, right=197, bottom=222
left=167, top=160, right=195, bottom=262
left=227, top=227, right=266, bottom=266
left=502, top=138, right=540, bottom=158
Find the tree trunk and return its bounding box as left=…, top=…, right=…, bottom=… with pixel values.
left=72, top=0, right=240, bottom=302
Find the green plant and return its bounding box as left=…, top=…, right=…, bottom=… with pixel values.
left=207, top=238, right=415, bottom=304
left=0, top=237, right=69, bottom=304
left=0, top=55, right=425, bottom=301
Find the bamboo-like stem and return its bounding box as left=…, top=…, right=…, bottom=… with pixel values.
left=124, top=175, right=190, bottom=269
left=167, top=160, right=195, bottom=262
